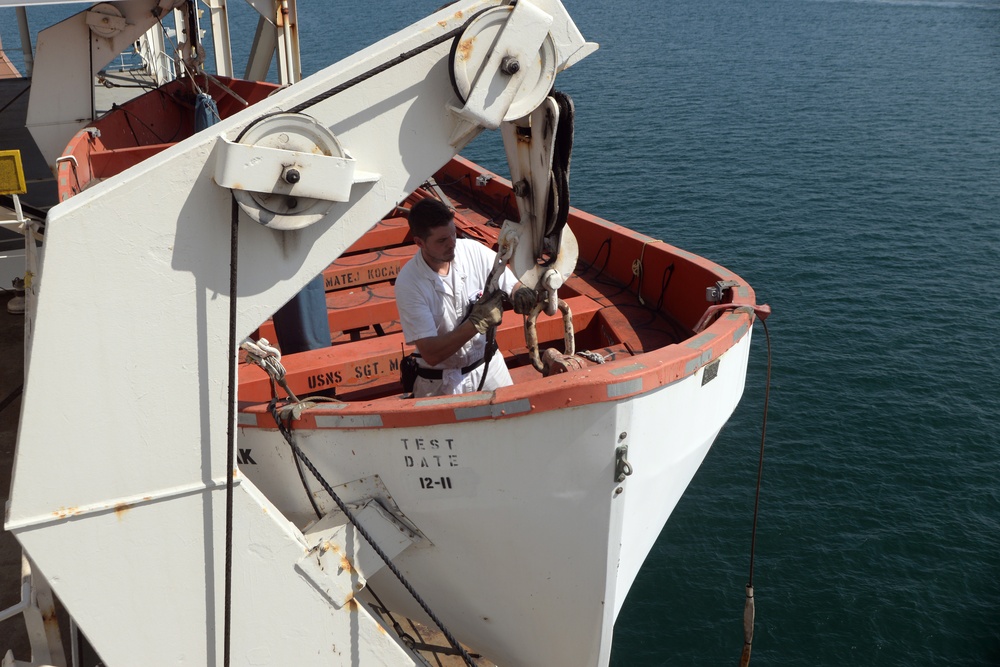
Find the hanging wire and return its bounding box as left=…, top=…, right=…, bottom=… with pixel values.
left=223, top=196, right=239, bottom=667
left=741, top=315, right=771, bottom=667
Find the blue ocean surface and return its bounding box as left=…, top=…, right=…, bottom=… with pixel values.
left=3, top=0, right=1000, bottom=664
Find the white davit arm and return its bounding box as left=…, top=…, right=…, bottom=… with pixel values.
left=7, top=1, right=594, bottom=665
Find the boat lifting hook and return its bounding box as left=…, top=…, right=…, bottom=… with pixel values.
left=525, top=299, right=575, bottom=373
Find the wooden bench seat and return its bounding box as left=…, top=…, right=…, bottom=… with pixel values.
left=343, top=216, right=410, bottom=254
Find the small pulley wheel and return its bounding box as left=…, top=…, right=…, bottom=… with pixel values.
left=232, top=113, right=343, bottom=230
left=87, top=3, right=125, bottom=38
left=449, top=5, right=557, bottom=122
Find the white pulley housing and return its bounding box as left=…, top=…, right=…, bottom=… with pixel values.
left=215, top=113, right=380, bottom=231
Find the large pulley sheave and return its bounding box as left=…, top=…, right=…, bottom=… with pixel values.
left=448, top=5, right=558, bottom=124
left=217, top=113, right=379, bottom=231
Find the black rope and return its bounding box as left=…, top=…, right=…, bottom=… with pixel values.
left=626, top=262, right=687, bottom=341
left=576, top=237, right=613, bottom=282
left=295, top=450, right=323, bottom=520
left=266, top=400, right=477, bottom=667
left=224, top=196, right=239, bottom=667
left=121, top=107, right=143, bottom=147
left=654, top=263, right=674, bottom=312
left=286, top=25, right=465, bottom=115
left=125, top=102, right=182, bottom=144
left=741, top=315, right=771, bottom=667
left=476, top=325, right=498, bottom=393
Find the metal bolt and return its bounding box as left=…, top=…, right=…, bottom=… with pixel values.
left=500, top=56, right=520, bottom=75
left=614, top=486, right=623, bottom=496
left=287, top=197, right=298, bottom=209
left=284, top=168, right=301, bottom=184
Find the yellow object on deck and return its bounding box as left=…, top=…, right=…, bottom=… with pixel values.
left=0, top=150, right=27, bottom=195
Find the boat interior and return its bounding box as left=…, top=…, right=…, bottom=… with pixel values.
left=55, top=80, right=740, bottom=412
left=239, top=158, right=697, bottom=405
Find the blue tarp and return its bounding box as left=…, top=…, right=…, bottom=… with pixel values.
left=194, top=92, right=220, bottom=133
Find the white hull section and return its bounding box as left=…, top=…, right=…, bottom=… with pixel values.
left=239, top=331, right=753, bottom=666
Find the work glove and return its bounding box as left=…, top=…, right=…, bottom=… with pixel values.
left=511, top=286, right=538, bottom=315
left=468, top=291, right=504, bottom=334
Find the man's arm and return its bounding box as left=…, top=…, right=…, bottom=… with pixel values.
left=412, top=320, right=480, bottom=367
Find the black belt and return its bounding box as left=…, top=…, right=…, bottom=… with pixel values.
left=414, top=355, right=485, bottom=380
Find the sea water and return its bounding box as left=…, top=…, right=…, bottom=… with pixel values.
left=2, top=0, right=999, bottom=664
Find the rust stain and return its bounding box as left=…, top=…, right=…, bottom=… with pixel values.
left=456, top=38, right=474, bottom=62
left=339, top=555, right=353, bottom=573
left=454, top=10, right=464, bottom=19
left=114, top=502, right=132, bottom=521
left=346, top=598, right=358, bottom=612
left=52, top=506, right=82, bottom=520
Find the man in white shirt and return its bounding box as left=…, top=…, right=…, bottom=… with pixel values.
left=395, top=198, right=535, bottom=397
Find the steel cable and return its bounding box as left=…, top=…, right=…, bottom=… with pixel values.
left=286, top=25, right=465, bottom=115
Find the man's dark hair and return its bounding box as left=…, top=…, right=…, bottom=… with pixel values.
left=408, top=198, right=454, bottom=239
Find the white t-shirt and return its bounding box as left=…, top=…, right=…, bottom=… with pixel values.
left=396, top=238, right=517, bottom=396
